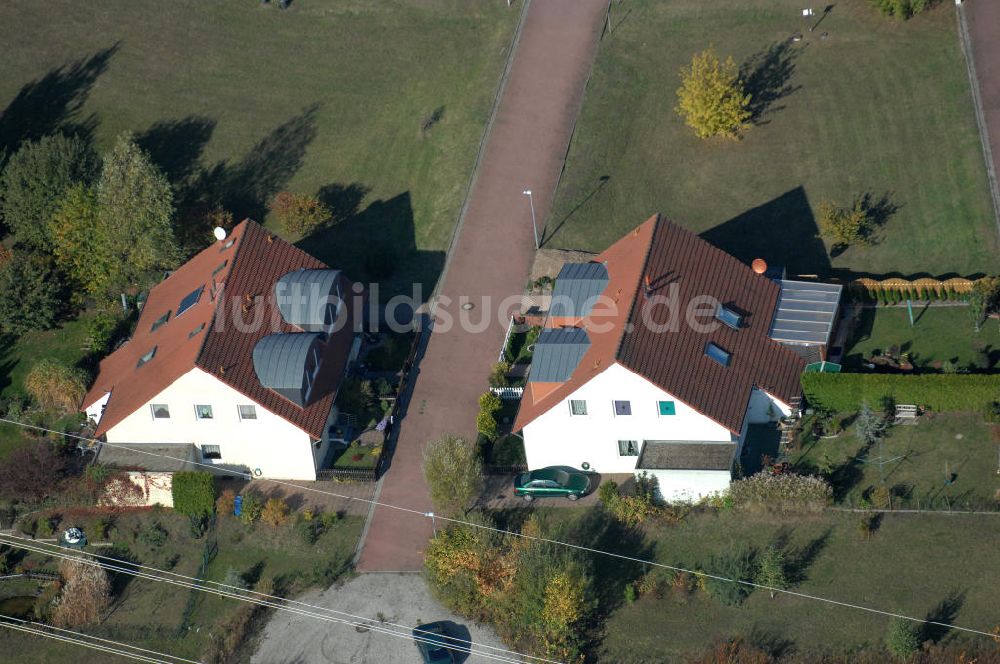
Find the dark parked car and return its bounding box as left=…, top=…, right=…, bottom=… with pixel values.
left=513, top=466, right=592, bottom=501
left=413, top=622, right=459, bottom=663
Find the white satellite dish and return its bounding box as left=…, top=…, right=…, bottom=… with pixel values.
left=213, top=226, right=227, bottom=241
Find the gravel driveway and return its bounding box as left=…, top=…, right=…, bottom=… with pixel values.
left=251, top=573, right=508, bottom=664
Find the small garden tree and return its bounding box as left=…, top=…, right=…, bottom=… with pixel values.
left=855, top=401, right=888, bottom=448
left=261, top=497, right=289, bottom=527
left=0, top=253, right=64, bottom=334
left=270, top=191, right=331, bottom=235
left=422, top=435, right=482, bottom=516
left=885, top=617, right=920, bottom=657
left=171, top=471, right=215, bottom=518
left=476, top=391, right=502, bottom=442
left=754, top=545, right=788, bottom=598
left=818, top=199, right=877, bottom=251
left=675, top=48, right=751, bottom=140
left=25, top=359, right=88, bottom=414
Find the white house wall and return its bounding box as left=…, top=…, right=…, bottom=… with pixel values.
left=104, top=368, right=318, bottom=480
left=746, top=387, right=792, bottom=424
left=522, top=362, right=734, bottom=474
left=640, top=469, right=732, bottom=503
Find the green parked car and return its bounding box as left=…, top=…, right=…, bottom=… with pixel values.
left=513, top=467, right=592, bottom=501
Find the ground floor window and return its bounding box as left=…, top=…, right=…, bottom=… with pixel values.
left=617, top=439, right=639, bottom=456
left=201, top=444, right=222, bottom=460
left=569, top=399, right=587, bottom=415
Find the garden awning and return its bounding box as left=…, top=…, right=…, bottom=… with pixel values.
left=769, top=280, right=843, bottom=346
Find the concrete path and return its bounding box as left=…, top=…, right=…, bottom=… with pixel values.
left=356, top=0, right=610, bottom=572
left=251, top=574, right=506, bottom=664
left=962, top=0, right=1000, bottom=226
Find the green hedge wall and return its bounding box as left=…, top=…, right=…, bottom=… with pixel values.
left=800, top=373, right=1000, bottom=413
left=171, top=471, right=216, bottom=518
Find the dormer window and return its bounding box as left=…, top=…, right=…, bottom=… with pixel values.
left=151, top=310, right=171, bottom=332
left=705, top=342, right=731, bottom=367
left=716, top=305, right=742, bottom=330
left=136, top=347, right=157, bottom=368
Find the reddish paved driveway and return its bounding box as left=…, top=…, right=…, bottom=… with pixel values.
left=965, top=0, right=1000, bottom=222
left=356, top=0, right=609, bottom=572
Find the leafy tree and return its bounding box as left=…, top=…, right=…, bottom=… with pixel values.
left=94, top=133, right=179, bottom=297
left=885, top=617, right=920, bottom=657
left=25, top=359, right=88, bottom=414
left=675, top=48, right=751, bottom=140
left=0, top=442, right=67, bottom=502
left=968, top=277, right=1000, bottom=332
left=422, top=435, right=482, bottom=516
left=51, top=558, right=111, bottom=628
left=818, top=199, right=877, bottom=250
left=270, top=191, right=331, bottom=235
left=477, top=391, right=502, bottom=442
left=50, top=184, right=108, bottom=297
left=0, top=133, right=97, bottom=249
left=754, top=545, right=788, bottom=598
left=171, top=471, right=215, bottom=518
left=0, top=253, right=64, bottom=334
left=855, top=401, right=888, bottom=447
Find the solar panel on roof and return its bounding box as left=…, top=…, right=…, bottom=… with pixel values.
left=177, top=285, right=204, bottom=316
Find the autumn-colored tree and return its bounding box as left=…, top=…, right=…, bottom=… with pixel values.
left=476, top=391, right=502, bottom=441
left=818, top=199, right=876, bottom=250
left=25, top=359, right=89, bottom=414
left=270, top=191, right=331, bottom=235
left=51, top=558, right=111, bottom=628
left=50, top=184, right=109, bottom=297
left=676, top=48, right=752, bottom=140
left=422, top=435, right=482, bottom=516
left=541, top=566, right=589, bottom=661
left=93, top=133, right=180, bottom=297
left=261, top=497, right=289, bottom=527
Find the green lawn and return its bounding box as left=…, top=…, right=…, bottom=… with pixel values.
left=591, top=508, right=1000, bottom=662
left=843, top=305, right=1000, bottom=370
left=0, top=509, right=362, bottom=662
left=0, top=312, right=95, bottom=400
left=0, top=0, right=517, bottom=297
left=792, top=411, right=1000, bottom=509
left=547, top=0, right=998, bottom=279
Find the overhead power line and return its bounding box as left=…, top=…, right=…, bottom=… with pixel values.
left=0, top=614, right=194, bottom=663
left=0, top=535, right=551, bottom=664
left=1, top=417, right=997, bottom=640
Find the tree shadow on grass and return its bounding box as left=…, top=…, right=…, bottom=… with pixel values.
left=921, top=590, right=966, bottom=644
left=701, top=186, right=833, bottom=279
left=297, top=190, right=445, bottom=302
left=740, top=40, right=802, bottom=124
left=783, top=527, right=832, bottom=584
left=189, top=104, right=321, bottom=222
left=136, top=116, right=217, bottom=195
left=0, top=43, right=120, bottom=158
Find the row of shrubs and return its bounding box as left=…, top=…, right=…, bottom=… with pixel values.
left=852, top=286, right=972, bottom=305
left=801, top=372, right=1000, bottom=414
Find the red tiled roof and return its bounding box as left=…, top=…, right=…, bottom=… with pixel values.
left=514, top=215, right=805, bottom=434
left=85, top=220, right=352, bottom=439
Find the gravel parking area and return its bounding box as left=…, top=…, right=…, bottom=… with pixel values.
left=252, top=573, right=507, bottom=664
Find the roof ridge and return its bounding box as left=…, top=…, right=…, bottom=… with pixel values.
left=614, top=213, right=660, bottom=362
left=195, top=219, right=256, bottom=370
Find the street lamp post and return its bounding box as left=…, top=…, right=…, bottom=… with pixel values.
left=522, top=189, right=539, bottom=249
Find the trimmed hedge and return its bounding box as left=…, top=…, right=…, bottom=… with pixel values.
left=171, top=472, right=216, bottom=518
left=801, top=373, right=1000, bottom=413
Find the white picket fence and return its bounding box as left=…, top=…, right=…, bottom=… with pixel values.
left=490, top=386, right=524, bottom=400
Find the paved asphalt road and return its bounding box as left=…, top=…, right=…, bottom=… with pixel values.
left=251, top=573, right=506, bottom=664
